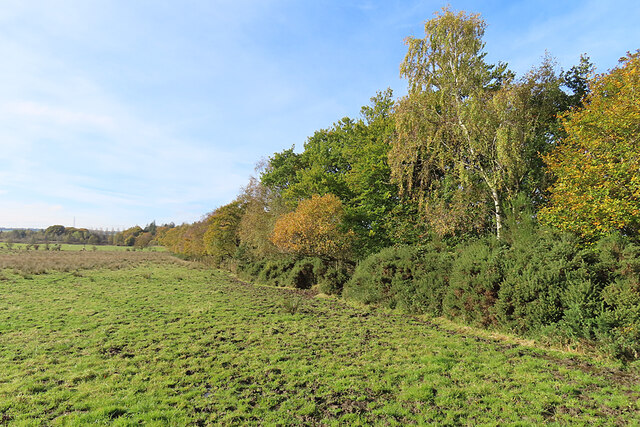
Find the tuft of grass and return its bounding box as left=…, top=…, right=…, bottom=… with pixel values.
left=281, top=297, right=304, bottom=314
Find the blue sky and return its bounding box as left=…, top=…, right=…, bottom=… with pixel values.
left=0, top=0, right=638, bottom=230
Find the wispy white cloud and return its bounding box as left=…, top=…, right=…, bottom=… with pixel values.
left=4, top=101, right=115, bottom=129
left=0, top=0, right=638, bottom=229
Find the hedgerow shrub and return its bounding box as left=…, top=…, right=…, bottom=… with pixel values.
left=317, top=262, right=351, bottom=295
left=237, top=254, right=349, bottom=294
left=579, top=235, right=640, bottom=360
left=443, top=238, right=505, bottom=327
left=236, top=227, right=640, bottom=360
left=284, top=258, right=324, bottom=289
left=257, top=258, right=297, bottom=287
left=494, top=230, right=583, bottom=334
left=344, top=243, right=452, bottom=315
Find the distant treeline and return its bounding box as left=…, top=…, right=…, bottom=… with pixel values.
left=147, top=9, right=640, bottom=359
left=0, top=222, right=176, bottom=248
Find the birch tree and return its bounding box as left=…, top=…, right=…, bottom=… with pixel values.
left=390, top=8, right=541, bottom=239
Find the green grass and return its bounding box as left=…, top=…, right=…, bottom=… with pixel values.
left=1, top=252, right=639, bottom=425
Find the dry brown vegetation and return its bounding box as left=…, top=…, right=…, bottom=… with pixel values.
left=0, top=250, right=192, bottom=275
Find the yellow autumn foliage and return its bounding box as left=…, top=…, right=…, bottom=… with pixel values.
left=270, top=194, right=353, bottom=259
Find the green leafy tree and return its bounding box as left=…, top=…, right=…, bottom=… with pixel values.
left=289, top=119, right=356, bottom=203
left=237, top=177, right=288, bottom=259
left=540, top=52, right=640, bottom=238
left=260, top=148, right=304, bottom=195
left=203, top=201, right=245, bottom=264
left=342, top=89, right=400, bottom=254
left=390, top=8, right=576, bottom=239
left=391, top=8, right=507, bottom=238
left=261, top=90, right=401, bottom=256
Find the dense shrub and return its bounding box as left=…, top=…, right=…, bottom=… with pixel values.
left=237, top=254, right=349, bottom=293
left=579, top=235, right=640, bottom=360
left=495, top=230, right=584, bottom=334
left=443, top=238, right=505, bottom=327
left=286, top=258, right=323, bottom=289
left=317, top=262, right=351, bottom=295
left=344, top=244, right=452, bottom=315
left=261, top=259, right=296, bottom=287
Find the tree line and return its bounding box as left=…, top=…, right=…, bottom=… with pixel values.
left=157, top=9, right=640, bottom=359
left=0, top=222, right=176, bottom=249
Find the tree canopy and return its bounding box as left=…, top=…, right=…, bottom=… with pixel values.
left=270, top=194, right=353, bottom=260
left=540, top=51, right=640, bottom=238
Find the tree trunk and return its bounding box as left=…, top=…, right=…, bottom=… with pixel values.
left=491, top=187, right=503, bottom=240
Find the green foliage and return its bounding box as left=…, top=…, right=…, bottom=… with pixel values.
left=288, top=119, right=356, bottom=203
left=344, top=244, right=452, bottom=315
left=203, top=200, right=245, bottom=265
left=343, top=89, right=400, bottom=255
left=287, top=258, right=322, bottom=290
left=261, top=90, right=403, bottom=257
left=495, top=231, right=585, bottom=334
left=391, top=7, right=513, bottom=239
left=317, top=262, right=351, bottom=295
left=575, top=235, right=640, bottom=360
left=344, top=228, right=640, bottom=361
left=443, top=238, right=504, bottom=327
left=280, top=296, right=303, bottom=314
left=391, top=8, right=585, bottom=240
left=45, top=225, right=66, bottom=237
left=237, top=254, right=350, bottom=294
left=256, top=258, right=297, bottom=287
left=260, top=147, right=304, bottom=194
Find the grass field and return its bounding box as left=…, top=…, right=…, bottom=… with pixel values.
left=1, top=251, right=639, bottom=425
left=1, top=243, right=164, bottom=252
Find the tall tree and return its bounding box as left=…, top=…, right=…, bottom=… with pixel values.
left=343, top=89, right=400, bottom=254
left=260, top=147, right=304, bottom=197
left=261, top=90, right=402, bottom=256
left=237, top=176, right=288, bottom=259
left=203, top=201, right=245, bottom=264
left=540, top=51, right=640, bottom=238
left=390, top=8, right=567, bottom=239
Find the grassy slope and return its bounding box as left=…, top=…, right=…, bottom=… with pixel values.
left=0, top=252, right=639, bottom=425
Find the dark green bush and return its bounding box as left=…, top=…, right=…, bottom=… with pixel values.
left=495, top=230, right=583, bottom=334
left=443, top=238, right=504, bottom=327
left=344, top=244, right=452, bottom=315
left=280, top=258, right=323, bottom=289
left=317, top=262, right=351, bottom=295
left=287, top=260, right=316, bottom=289
left=257, top=258, right=296, bottom=287
left=237, top=255, right=348, bottom=294
left=580, top=235, right=640, bottom=360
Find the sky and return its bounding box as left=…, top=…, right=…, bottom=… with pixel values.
left=0, top=0, right=638, bottom=230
